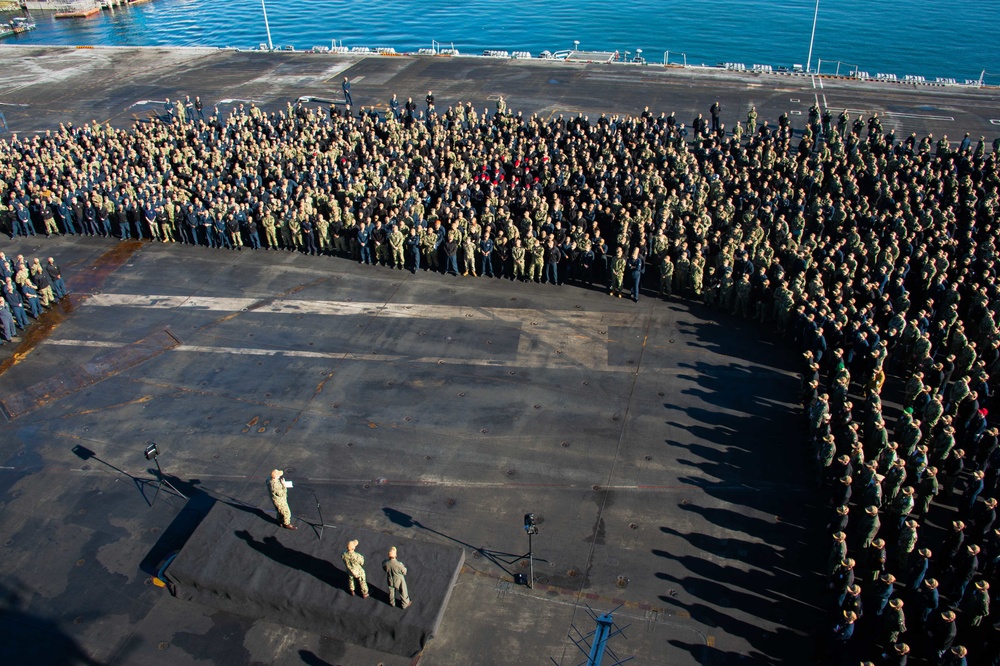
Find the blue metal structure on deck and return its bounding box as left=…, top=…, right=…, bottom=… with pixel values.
left=556, top=605, right=634, bottom=666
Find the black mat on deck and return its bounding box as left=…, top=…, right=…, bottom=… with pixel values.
left=165, top=501, right=465, bottom=657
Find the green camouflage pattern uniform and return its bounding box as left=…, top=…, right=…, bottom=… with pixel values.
left=462, top=235, right=477, bottom=275
left=261, top=209, right=278, bottom=249
left=342, top=548, right=369, bottom=596
left=528, top=241, right=545, bottom=282
left=733, top=275, right=751, bottom=317
left=610, top=254, right=626, bottom=295
left=389, top=227, right=405, bottom=268
left=690, top=252, right=705, bottom=297
left=511, top=245, right=526, bottom=280
left=315, top=216, right=331, bottom=252
left=674, top=254, right=691, bottom=295
left=421, top=228, right=439, bottom=270
left=268, top=477, right=292, bottom=526
left=658, top=255, right=674, bottom=296
left=964, top=587, right=990, bottom=626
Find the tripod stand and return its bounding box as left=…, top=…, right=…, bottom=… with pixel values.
left=144, top=444, right=187, bottom=507
left=507, top=528, right=545, bottom=588
left=484, top=521, right=548, bottom=588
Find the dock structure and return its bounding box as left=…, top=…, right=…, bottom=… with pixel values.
left=22, top=0, right=98, bottom=10
left=54, top=7, right=99, bottom=17
left=20, top=0, right=103, bottom=16
left=20, top=0, right=153, bottom=13
left=55, top=8, right=99, bottom=18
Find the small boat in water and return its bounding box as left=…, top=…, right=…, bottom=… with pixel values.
left=10, top=17, right=38, bottom=33
left=0, top=16, right=36, bottom=38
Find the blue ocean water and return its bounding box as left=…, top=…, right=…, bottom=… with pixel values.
left=2, top=0, right=997, bottom=83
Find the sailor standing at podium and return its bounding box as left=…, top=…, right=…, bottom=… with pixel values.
left=268, top=469, right=297, bottom=530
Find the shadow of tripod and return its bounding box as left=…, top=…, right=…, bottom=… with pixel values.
left=382, top=508, right=548, bottom=585
left=72, top=444, right=187, bottom=507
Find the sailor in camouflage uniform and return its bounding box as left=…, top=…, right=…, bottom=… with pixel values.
left=342, top=539, right=370, bottom=598
left=268, top=469, right=297, bottom=530
left=609, top=246, right=626, bottom=297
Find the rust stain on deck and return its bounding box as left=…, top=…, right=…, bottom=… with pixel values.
left=1, top=329, right=179, bottom=420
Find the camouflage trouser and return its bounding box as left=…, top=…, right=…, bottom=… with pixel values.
left=512, top=261, right=525, bottom=280
left=38, top=285, right=55, bottom=307
left=660, top=272, right=672, bottom=296
left=733, top=295, right=749, bottom=317
left=347, top=568, right=369, bottom=595
left=391, top=245, right=404, bottom=267
left=425, top=247, right=440, bottom=269
left=774, top=304, right=787, bottom=326
left=317, top=232, right=331, bottom=251
left=674, top=272, right=689, bottom=295
left=721, top=289, right=734, bottom=312
left=265, top=227, right=278, bottom=248
left=529, top=260, right=543, bottom=282
left=272, top=497, right=291, bottom=526
left=611, top=272, right=624, bottom=293
left=755, top=300, right=767, bottom=322
left=691, top=275, right=703, bottom=297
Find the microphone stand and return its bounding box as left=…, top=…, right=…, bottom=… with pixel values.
left=307, top=489, right=339, bottom=541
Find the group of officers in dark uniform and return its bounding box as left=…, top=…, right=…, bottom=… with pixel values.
left=0, top=251, right=67, bottom=344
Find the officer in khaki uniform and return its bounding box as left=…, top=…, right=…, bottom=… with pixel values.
left=261, top=206, right=278, bottom=249
left=388, top=224, right=405, bottom=269
left=342, top=539, right=369, bottom=597
left=382, top=547, right=411, bottom=608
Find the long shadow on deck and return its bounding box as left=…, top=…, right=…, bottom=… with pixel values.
left=656, top=305, right=827, bottom=664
